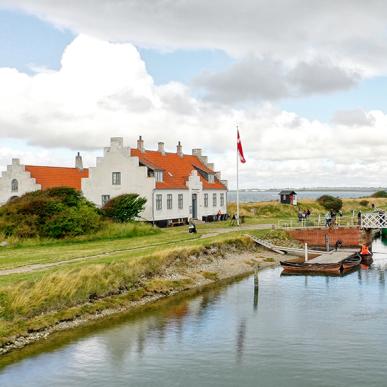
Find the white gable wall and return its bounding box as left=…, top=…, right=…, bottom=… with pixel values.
left=0, top=159, right=41, bottom=205
left=81, top=138, right=156, bottom=220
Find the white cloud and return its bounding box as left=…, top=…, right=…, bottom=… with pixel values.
left=1, top=35, right=387, bottom=188
left=4, top=0, right=387, bottom=102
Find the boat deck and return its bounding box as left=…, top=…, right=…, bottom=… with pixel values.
left=310, top=251, right=351, bottom=264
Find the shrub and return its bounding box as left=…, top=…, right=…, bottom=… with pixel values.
left=371, top=190, right=387, bottom=198
left=102, top=194, right=147, bottom=222
left=0, top=187, right=102, bottom=239
left=359, top=200, right=369, bottom=207
left=316, top=195, right=343, bottom=212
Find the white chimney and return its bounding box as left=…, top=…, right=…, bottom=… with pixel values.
left=110, top=137, right=124, bottom=148
left=177, top=141, right=183, bottom=157
left=75, top=152, right=83, bottom=170
left=158, top=142, right=165, bottom=155
left=137, top=136, right=145, bottom=153
left=192, top=148, right=202, bottom=157
left=207, top=162, right=215, bottom=171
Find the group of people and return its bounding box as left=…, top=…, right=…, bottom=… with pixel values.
left=325, top=209, right=343, bottom=227
left=297, top=209, right=311, bottom=222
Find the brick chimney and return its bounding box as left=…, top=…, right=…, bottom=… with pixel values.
left=75, top=152, right=83, bottom=170
left=137, top=136, right=145, bottom=153
left=158, top=142, right=165, bottom=155
left=177, top=141, right=183, bottom=157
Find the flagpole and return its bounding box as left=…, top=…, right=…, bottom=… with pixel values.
left=236, top=125, right=240, bottom=226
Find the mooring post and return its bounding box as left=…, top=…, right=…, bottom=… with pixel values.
left=304, top=242, right=308, bottom=262
left=325, top=234, right=330, bottom=251
left=254, top=266, right=259, bottom=289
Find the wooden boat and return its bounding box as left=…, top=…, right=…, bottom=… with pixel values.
left=280, top=253, right=361, bottom=275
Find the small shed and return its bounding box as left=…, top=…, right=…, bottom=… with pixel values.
left=279, top=190, right=297, bottom=205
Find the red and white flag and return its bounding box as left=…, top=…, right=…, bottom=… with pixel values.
left=237, top=129, right=246, bottom=163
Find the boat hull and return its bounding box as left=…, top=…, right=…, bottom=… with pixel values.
left=360, top=253, right=373, bottom=265
left=281, top=253, right=361, bottom=275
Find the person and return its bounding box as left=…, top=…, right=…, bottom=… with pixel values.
left=335, top=239, right=343, bottom=251
left=306, top=209, right=311, bottom=218
left=371, top=203, right=375, bottom=210
left=357, top=211, right=362, bottom=226
left=230, top=214, right=237, bottom=226
left=188, top=219, right=197, bottom=234
left=298, top=210, right=303, bottom=223
left=217, top=209, right=222, bottom=221
left=360, top=244, right=370, bottom=256
left=325, top=212, right=332, bottom=227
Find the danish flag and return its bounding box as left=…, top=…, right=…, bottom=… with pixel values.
left=237, top=129, right=246, bottom=163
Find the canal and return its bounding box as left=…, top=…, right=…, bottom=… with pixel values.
left=1, top=238, right=387, bottom=386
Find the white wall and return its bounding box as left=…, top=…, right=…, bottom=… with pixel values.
left=0, top=159, right=41, bottom=205
left=81, top=137, right=156, bottom=220
left=199, top=189, right=228, bottom=218
left=153, top=189, right=190, bottom=221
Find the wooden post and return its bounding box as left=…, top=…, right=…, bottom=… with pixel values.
left=254, top=266, right=259, bottom=311
left=304, top=243, right=308, bottom=262
left=325, top=235, right=330, bottom=251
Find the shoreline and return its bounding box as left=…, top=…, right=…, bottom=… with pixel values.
left=0, top=241, right=283, bottom=357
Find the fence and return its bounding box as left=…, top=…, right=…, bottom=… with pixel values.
left=277, top=215, right=358, bottom=229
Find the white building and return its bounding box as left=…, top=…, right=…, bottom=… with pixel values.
left=0, top=137, right=228, bottom=226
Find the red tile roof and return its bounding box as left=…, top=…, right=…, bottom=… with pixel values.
left=25, top=166, right=89, bottom=190
left=130, top=148, right=226, bottom=190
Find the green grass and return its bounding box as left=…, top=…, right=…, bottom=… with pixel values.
left=0, top=234, right=256, bottom=345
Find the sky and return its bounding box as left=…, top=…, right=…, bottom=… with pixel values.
left=1, top=1, right=387, bottom=189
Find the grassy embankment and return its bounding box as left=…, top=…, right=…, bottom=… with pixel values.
left=0, top=219, right=286, bottom=347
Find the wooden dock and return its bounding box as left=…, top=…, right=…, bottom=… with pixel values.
left=310, top=251, right=351, bottom=264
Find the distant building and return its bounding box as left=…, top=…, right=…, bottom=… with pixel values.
left=0, top=137, right=228, bottom=226
left=279, top=190, right=297, bottom=205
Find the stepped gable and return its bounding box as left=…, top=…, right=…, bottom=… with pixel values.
left=130, top=148, right=226, bottom=190
left=24, top=166, right=89, bottom=190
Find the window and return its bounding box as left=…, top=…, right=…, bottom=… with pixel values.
left=220, top=193, right=225, bottom=207
left=167, top=194, right=173, bottom=209
left=208, top=174, right=214, bottom=183
left=11, top=179, right=18, bottom=192
left=112, top=172, right=121, bottom=185
left=156, top=194, right=162, bottom=210
left=178, top=194, right=183, bottom=209
left=213, top=193, right=217, bottom=207
left=101, top=195, right=110, bottom=206
left=204, top=193, right=208, bottom=207
left=155, top=171, right=163, bottom=182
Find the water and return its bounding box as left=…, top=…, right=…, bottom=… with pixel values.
left=1, top=240, right=387, bottom=386
left=228, top=190, right=375, bottom=203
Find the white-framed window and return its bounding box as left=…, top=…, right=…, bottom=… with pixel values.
left=101, top=195, right=110, bottom=206
left=156, top=194, right=162, bottom=210
left=155, top=171, right=163, bottom=182
left=213, top=193, right=217, bottom=207
left=208, top=174, right=215, bottom=183
left=112, top=172, right=121, bottom=185
left=167, top=194, right=173, bottom=209
left=178, top=194, right=183, bottom=209
left=220, top=193, right=225, bottom=207
left=11, top=179, right=18, bottom=192
left=204, top=193, right=208, bottom=207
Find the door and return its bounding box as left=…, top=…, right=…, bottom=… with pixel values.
left=192, top=193, right=197, bottom=219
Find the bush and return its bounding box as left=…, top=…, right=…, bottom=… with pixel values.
left=359, top=200, right=369, bottom=207
left=316, top=195, right=343, bottom=212
left=102, top=194, right=147, bottom=222
left=371, top=190, right=387, bottom=198
left=0, top=187, right=102, bottom=239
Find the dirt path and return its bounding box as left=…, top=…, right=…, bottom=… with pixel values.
left=0, top=224, right=273, bottom=276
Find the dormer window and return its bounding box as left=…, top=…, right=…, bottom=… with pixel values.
left=155, top=171, right=163, bottom=182
left=208, top=174, right=215, bottom=183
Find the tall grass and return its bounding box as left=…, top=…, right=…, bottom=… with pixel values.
left=1, top=221, right=160, bottom=248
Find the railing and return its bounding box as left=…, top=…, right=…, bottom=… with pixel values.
left=278, top=215, right=358, bottom=229
left=361, top=212, right=387, bottom=229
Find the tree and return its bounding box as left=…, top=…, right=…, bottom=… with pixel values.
left=371, top=190, right=387, bottom=198
left=102, top=194, right=147, bottom=222
left=317, top=195, right=343, bottom=212
left=0, top=187, right=102, bottom=239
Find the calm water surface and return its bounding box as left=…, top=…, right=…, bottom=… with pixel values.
left=1, top=239, right=387, bottom=386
